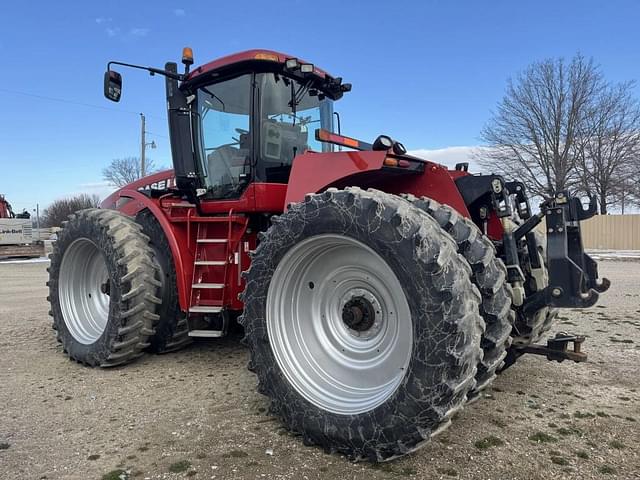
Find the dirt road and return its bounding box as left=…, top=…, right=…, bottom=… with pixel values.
left=0, top=260, right=638, bottom=479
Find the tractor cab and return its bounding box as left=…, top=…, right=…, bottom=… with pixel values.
left=194, top=66, right=335, bottom=199
left=105, top=49, right=350, bottom=202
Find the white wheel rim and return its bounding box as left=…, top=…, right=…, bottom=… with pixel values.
left=266, top=234, right=412, bottom=415
left=59, top=238, right=110, bottom=344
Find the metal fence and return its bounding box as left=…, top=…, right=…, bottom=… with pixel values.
left=578, top=214, right=640, bottom=250
left=535, top=214, right=640, bottom=250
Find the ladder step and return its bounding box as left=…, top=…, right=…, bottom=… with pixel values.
left=169, top=202, right=196, bottom=208
left=188, top=329, right=224, bottom=338
left=197, top=238, right=228, bottom=244
left=189, top=305, right=223, bottom=313
left=192, top=283, right=225, bottom=289
left=194, top=260, right=226, bottom=266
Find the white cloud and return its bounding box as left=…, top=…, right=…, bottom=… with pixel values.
left=95, top=17, right=112, bottom=24
left=129, top=27, right=150, bottom=37
left=410, top=145, right=489, bottom=173
left=174, top=8, right=186, bottom=16
left=105, top=27, right=121, bottom=37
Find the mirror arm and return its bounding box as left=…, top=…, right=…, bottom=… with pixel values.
left=107, top=61, right=184, bottom=81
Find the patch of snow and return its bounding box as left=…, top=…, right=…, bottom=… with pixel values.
left=0, top=256, right=50, bottom=264
left=587, top=250, right=640, bottom=261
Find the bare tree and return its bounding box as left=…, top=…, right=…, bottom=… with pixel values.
left=102, top=157, right=158, bottom=187
left=575, top=82, right=640, bottom=214
left=618, top=156, right=640, bottom=213
left=41, top=194, right=101, bottom=228
left=480, top=54, right=604, bottom=197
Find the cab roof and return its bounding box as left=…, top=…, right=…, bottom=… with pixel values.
left=187, top=49, right=330, bottom=81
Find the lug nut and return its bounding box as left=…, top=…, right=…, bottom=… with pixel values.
left=551, top=287, right=562, bottom=297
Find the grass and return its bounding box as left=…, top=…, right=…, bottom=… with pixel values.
left=573, top=411, right=595, bottom=419
left=598, top=465, right=617, bottom=475
left=168, top=460, right=191, bottom=473
left=609, top=440, right=625, bottom=450
left=556, top=426, right=582, bottom=437
left=491, top=418, right=508, bottom=428
left=576, top=450, right=589, bottom=459
left=0, top=443, right=10, bottom=450
left=474, top=436, right=504, bottom=449
left=550, top=456, right=569, bottom=466
left=88, top=454, right=101, bottom=460
left=596, top=411, right=610, bottom=418
left=102, top=470, right=128, bottom=480
left=529, top=431, right=558, bottom=443
left=400, top=467, right=418, bottom=476
left=437, top=467, right=458, bottom=476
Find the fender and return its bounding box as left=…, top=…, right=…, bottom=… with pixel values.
left=102, top=188, right=191, bottom=311
left=284, top=150, right=471, bottom=217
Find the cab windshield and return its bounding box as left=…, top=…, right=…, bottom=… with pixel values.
left=196, top=72, right=334, bottom=199
left=255, top=72, right=334, bottom=183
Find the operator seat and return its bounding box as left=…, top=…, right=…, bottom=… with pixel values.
left=207, top=145, right=249, bottom=186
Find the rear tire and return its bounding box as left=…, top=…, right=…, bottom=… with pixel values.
left=48, top=209, right=161, bottom=367
left=240, top=188, right=483, bottom=461
left=136, top=210, right=192, bottom=353
left=403, top=195, right=513, bottom=399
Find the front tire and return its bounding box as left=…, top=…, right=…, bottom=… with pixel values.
left=240, top=188, right=483, bottom=461
left=48, top=209, right=161, bottom=367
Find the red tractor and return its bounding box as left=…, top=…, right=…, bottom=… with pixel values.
left=47, top=48, right=609, bottom=461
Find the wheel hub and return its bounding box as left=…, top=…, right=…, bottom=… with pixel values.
left=342, top=296, right=375, bottom=331
left=339, top=289, right=383, bottom=339
left=58, top=238, right=111, bottom=345
left=266, top=234, right=412, bottom=415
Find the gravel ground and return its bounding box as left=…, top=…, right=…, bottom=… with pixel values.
left=0, top=260, right=638, bottom=480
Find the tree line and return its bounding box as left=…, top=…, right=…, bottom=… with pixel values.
left=480, top=54, right=640, bottom=214
left=40, top=158, right=161, bottom=227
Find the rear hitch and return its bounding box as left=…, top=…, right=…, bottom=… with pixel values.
left=519, top=333, right=587, bottom=363
left=522, top=190, right=611, bottom=313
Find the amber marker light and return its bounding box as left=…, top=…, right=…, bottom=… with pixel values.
left=255, top=52, right=279, bottom=62
left=182, top=47, right=194, bottom=65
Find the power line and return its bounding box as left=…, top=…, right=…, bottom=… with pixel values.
left=0, top=87, right=167, bottom=121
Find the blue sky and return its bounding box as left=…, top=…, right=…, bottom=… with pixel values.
left=1, top=0, right=639, bottom=212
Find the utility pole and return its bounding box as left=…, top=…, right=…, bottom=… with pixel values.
left=139, top=113, right=156, bottom=178
left=140, top=113, right=146, bottom=177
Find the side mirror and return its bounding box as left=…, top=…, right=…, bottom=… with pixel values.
left=104, top=70, right=122, bottom=102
